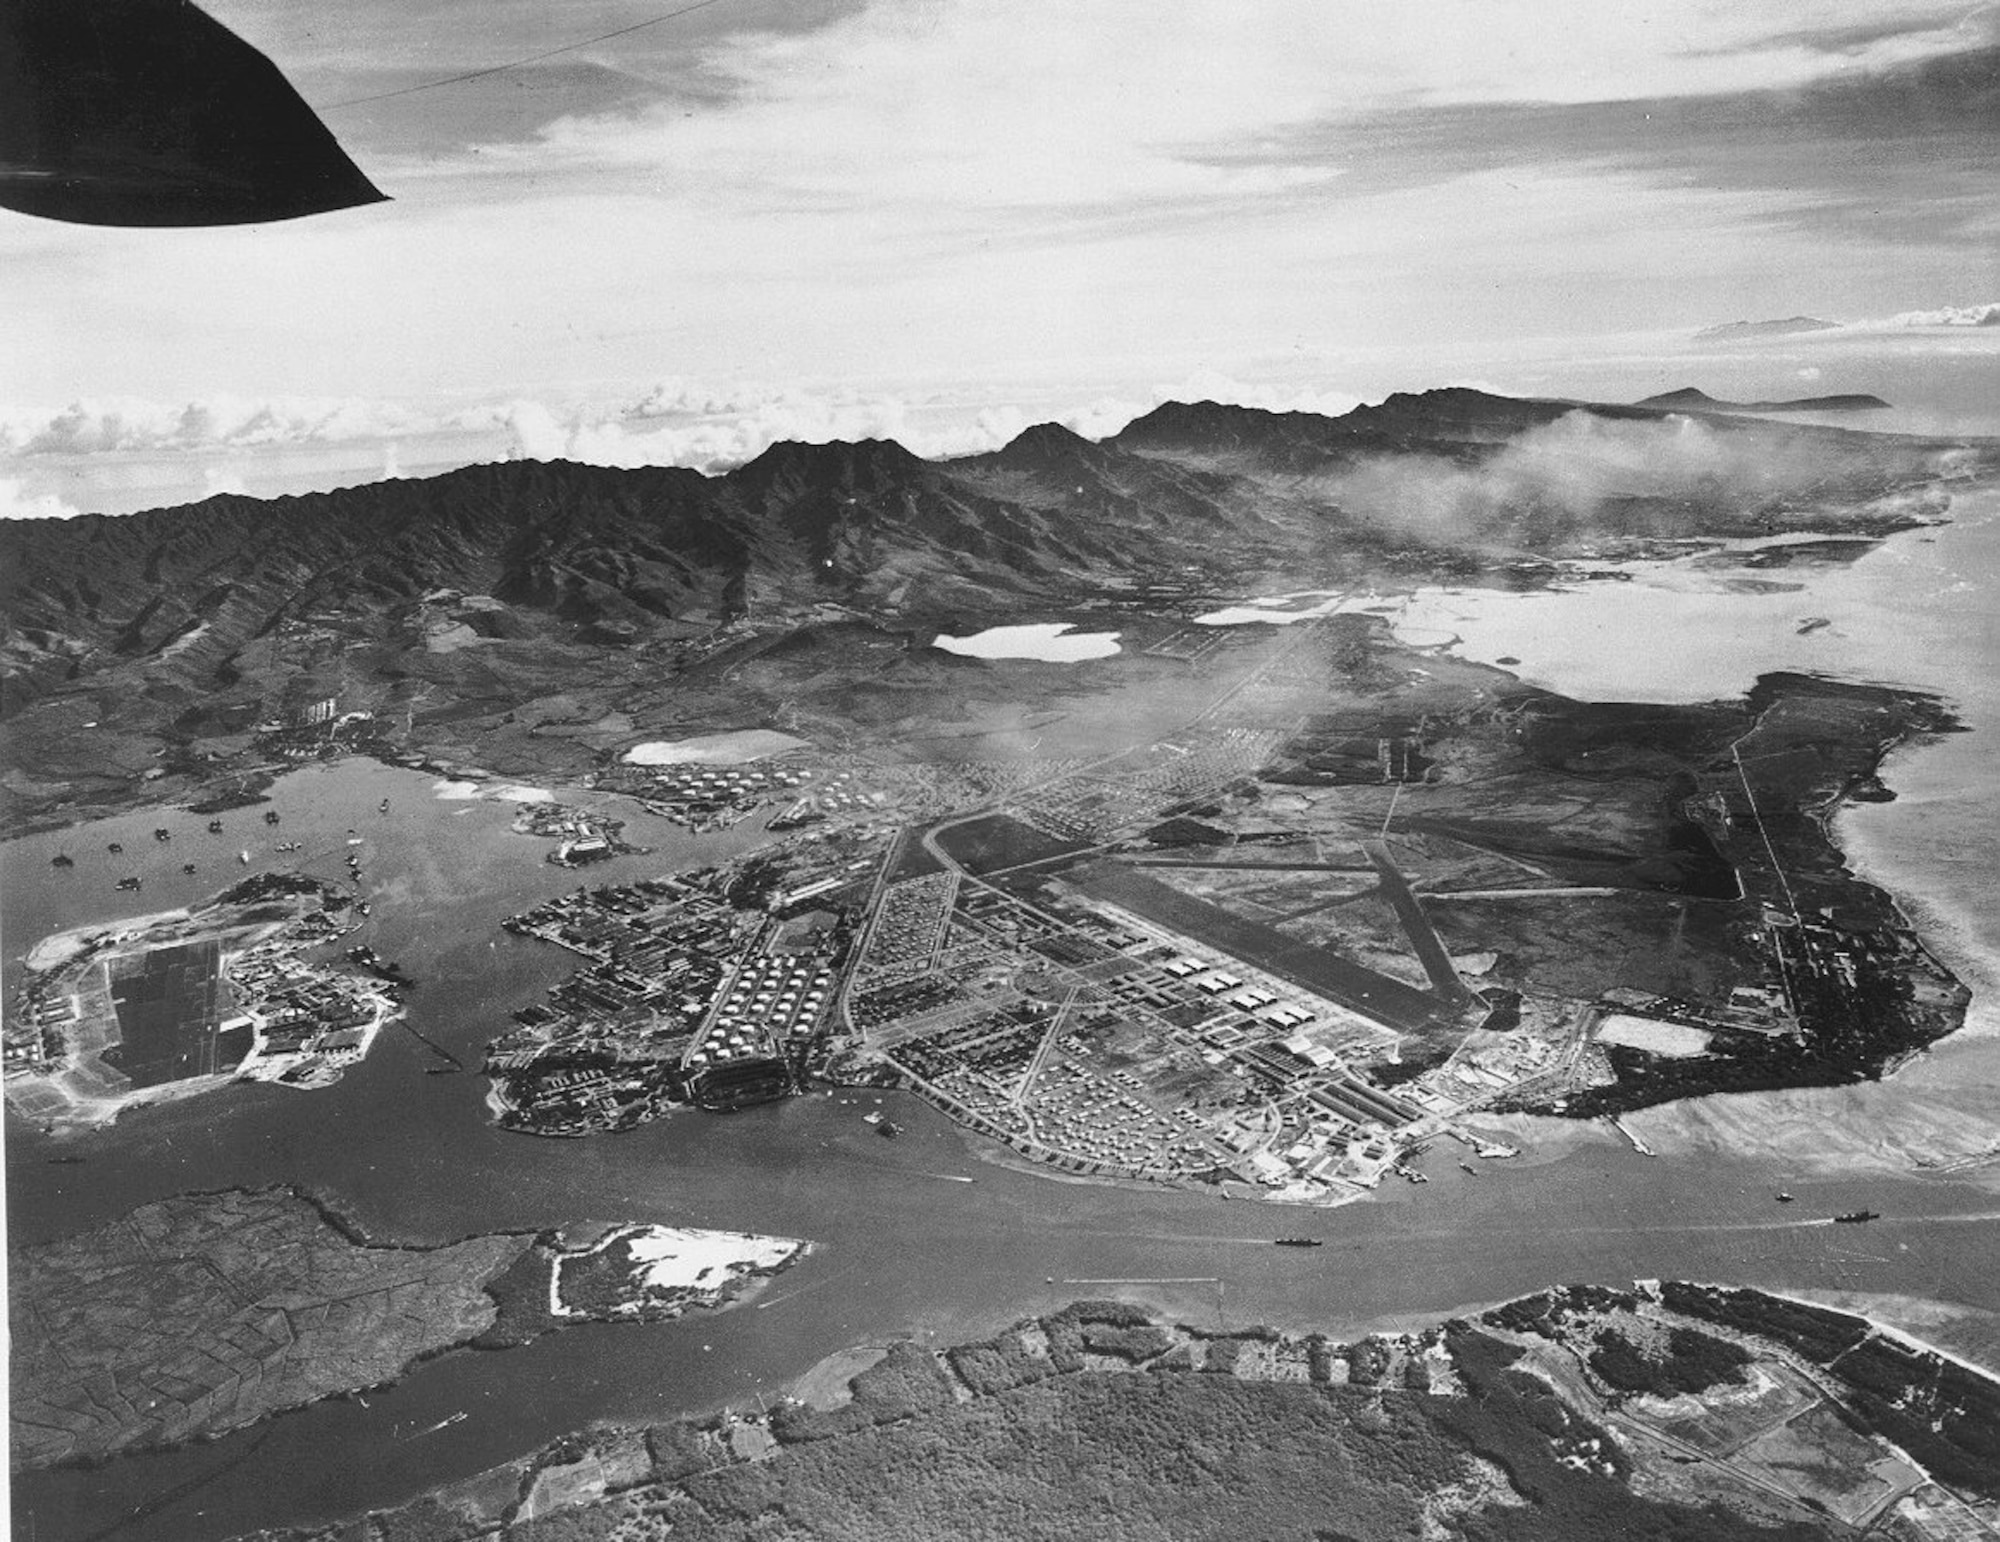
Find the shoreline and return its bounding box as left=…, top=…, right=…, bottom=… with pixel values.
left=221, top=1274, right=2000, bottom=1542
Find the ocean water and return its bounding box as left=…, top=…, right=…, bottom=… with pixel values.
left=9, top=493, right=2000, bottom=1540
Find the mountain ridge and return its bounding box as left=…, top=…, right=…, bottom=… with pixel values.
left=2, top=387, right=1988, bottom=833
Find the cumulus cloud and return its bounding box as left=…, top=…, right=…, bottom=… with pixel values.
left=0, top=478, right=84, bottom=520
left=1061, top=397, right=1151, bottom=441
left=1314, top=409, right=1921, bottom=547
left=1877, top=302, right=2000, bottom=327
left=470, top=383, right=1058, bottom=473
left=0, top=395, right=426, bottom=457
left=1162, top=370, right=1364, bottom=419
left=498, top=400, right=571, bottom=461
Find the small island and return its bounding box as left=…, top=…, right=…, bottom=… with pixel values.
left=1637, top=386, right=1893, bottom=414
left=5, top=875, right=404, bottom=1130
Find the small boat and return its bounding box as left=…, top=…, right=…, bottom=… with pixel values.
left=51, top=853, right=73, bottom=869
left=239, top=850, right=251, bottom=865
left=876, top=1120, right=902, bottom=1139
left=1459, top=1161, right=1480, bottom=1177
left=1833, top=1209, right=1880, bottom=1225
left=1775, top=1192, right=1795, bottom=1203
left=1274, top=1237, right=1323, bottom=1248
left=380, top=799, right=391, bottom=812
left=116, top=876, right=142, bottom=891
left=108, top=841, right=123, bottom=853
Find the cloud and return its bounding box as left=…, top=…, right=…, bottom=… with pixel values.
left=0, top=478, right=84, bottom=520
left=498, top=400, right=571, bottom=461
left=455, top=384, right=1039, bottom=472
left=1312, top=409, right=1935, bottom=547
left=0, top=395, right=425, bottom=456
left=1163, top=370, right=1364, bottom=419
left=1876, top=302, right=2000, bottom=327
left=1061, top=397, right=1151, bottom=441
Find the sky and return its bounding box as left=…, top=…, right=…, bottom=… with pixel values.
left=4, top=0, right=1997, bottom=516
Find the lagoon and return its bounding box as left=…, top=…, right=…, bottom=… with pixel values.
left=932, top=622, right=1122, bottom=661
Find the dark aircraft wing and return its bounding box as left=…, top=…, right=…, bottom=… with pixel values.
left=0, top=0, right=386, bottom=227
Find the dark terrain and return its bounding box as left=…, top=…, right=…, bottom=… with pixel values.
left=2, top=388, right=1986, bottom=835
left=233, top=1285, right=2000, bottom=1542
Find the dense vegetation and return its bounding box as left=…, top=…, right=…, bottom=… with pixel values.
left=1659, top=1284, right=2000, bottom=1501
left=471, top=1242, right=560, bottom=1349
left=1658, top=1285, right=1869, bottom=1366
left=336, top=1295, right=1861, bottom=1542
left=1587, top=1327, right=1754, bottom=1398
left=561, top=1360, right=1827, bottom=1542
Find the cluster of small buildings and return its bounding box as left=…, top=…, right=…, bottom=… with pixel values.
left=853, top=872, right=956, bottom=984
left=4, top=987, right=76, bottom=1075
left=226, top=939, right=393, bottom=1078
left=488, top=850, right=871, bottom=1133
left=1020, top=728, right=1286, bottom=842
left=513, top=802, right=635, bottom=867
left=851, top=871, right=1455, bottom=1196
left=1021, top=1060, right=1224, bottom=1175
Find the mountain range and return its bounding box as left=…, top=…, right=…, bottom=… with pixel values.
left=1, top=386, right=1988, bottom=832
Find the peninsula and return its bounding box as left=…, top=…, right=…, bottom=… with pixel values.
left=8, top=1188, right=808, bottom=1471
